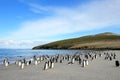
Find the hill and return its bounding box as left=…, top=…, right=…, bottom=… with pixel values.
left=32, top=32, right=120, bottom=50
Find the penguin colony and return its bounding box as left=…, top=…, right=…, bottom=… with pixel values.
left=3, top=51, right=120, bottom=70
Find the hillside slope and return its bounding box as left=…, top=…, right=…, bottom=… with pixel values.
left=32, top=32, right=120, bottom=50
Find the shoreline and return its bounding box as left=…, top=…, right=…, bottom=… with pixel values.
left=0, top=50, right=120, bottom=65
left=32, top=48, right=120, bottom=50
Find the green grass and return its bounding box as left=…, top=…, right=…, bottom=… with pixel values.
left=32, top=32, right=120, bottom=50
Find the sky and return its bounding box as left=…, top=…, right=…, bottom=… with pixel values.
left=0, top=0, right=120, bottom=49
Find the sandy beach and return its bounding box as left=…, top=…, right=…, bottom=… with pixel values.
left=0, top=50, right=120, bottom=80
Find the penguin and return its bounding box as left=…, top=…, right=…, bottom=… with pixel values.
left=48, top=61, right=51, bottom=68
left=29, top=60, right=31, bottom=65
left=5, top=61, right=9, bottom=67
left=85, top=60, right=89, bottom=66
left=55, top=58, right=58, bottom=63
left=109, top=57, right=112, bottom=61
left=44, top=62, right=48, bottom=70
left=113, top=53, right=116, bottom=59
left=63, top=56, right=65, bottom=61
left=34, top=60, right=38, bottom=65
left=37, top=57, right=40, bottom=61
left=78, top=57, right=82, bottom=65
left=21, top=62, right=25, bottom=69
left=4, top=60, right=9, bottom=67
left=111, top=53, right=113, bottom=57
left=26, top=61, right=30, bottom=66
left=33, top=55, right=37, bottom=61
left=67, top=55, right=70, bottom=61
left=71, top=58, right=75, bottom=64
left=40, top=56, right=43, bottom=61
left=50, top=62, right=54, bottom=69
left=99, top=54, right=102, bottom=57
left=18, top=60, right=22, bottom=67
left=60, top=59, right=63, bottom=63
left=85, top=54, right=88, bottom=59
left=23, top=58, right=26, bottom=64
left=115, top=60, right=119, bottom=67
left=3, top=58, right=9, bottom=67
left=94, top=54, right=97, bottom=59
left=15, top=60, right=18, bottom=65
left=91, top=57, right=94, bottom=61
left=82, top=60, right=86, bottom=67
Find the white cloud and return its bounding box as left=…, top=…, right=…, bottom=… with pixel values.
left=18, top=0, right=51, bottom=14
left=0, top=40, right=48, bottom=49
left=11, top=0, right=120, bottom=40
left=28, top=3, right=49, bottom=13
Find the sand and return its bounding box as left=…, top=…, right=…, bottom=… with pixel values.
left=0, top=50, right=120, bottom=80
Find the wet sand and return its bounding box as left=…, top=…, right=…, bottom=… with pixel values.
left=0, top=50, right=120, bottom=80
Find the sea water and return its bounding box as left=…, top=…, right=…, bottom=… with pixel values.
left=0, top=49, right=88, bottom=64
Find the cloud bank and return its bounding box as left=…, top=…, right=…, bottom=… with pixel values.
left=0, top=40, right=47, bottom=49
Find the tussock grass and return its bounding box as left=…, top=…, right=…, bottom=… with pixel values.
left=33, top=32, right=120, bottom=50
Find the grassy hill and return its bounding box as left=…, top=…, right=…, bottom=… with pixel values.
left=32, top=32, right=120, bottom=50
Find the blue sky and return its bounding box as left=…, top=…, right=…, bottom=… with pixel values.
left=0, top=0, right=120, bottom=49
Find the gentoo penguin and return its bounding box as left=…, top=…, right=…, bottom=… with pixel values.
left=23, top=58, right=26, bottom=64
left=78, top=57, right=82, bottom=65
left=3, top=58, right=9, bottom=67
left=44, top=62, right=48, bottom=70
left=5, top=61, right=9, bottom=67
left=50, top=62, right=54, bottom=69
left=67, top=55, right=70, bottom=61
left=26, top=61, right=29, bottom=66
left=109, top=57, right=112, bottom=61
left=15, top=60, right=18, bottom=65
left=38, top=60, right=41, bottom=64
left=40, top=56, right=43, bottom=61
left=94, top=54, right=97, bottom=59
left=26, top=60, right=31, bottom=66
left=34, top=60, right=38, bottom=65
left=48, top=61, right=51, bottom=68
left=113, top=53, right=116, bottom=59
left=18, top=60, right=22, bottom=67
left=99, top=54, right=102, bottom=57
left=115, top=60, right=119, bottom=67
left=60, top=59, right=63, bottom=63
left=85, top=54, right=88, bottom=59
left=82, top=60, right=86, bottom=67
left=55, top=58, right=58, bottom=63
left=71, top=58, right=75, bottom=64
left=33, top=55, right=37, bottom=61
left=91, top=57, right=94, bottom=61
left=85, top=60, right=89, bottom=66
left=21, top=62, right=25, bottom=69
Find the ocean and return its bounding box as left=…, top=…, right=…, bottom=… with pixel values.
left=0, top=49, right=87, bottom=64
